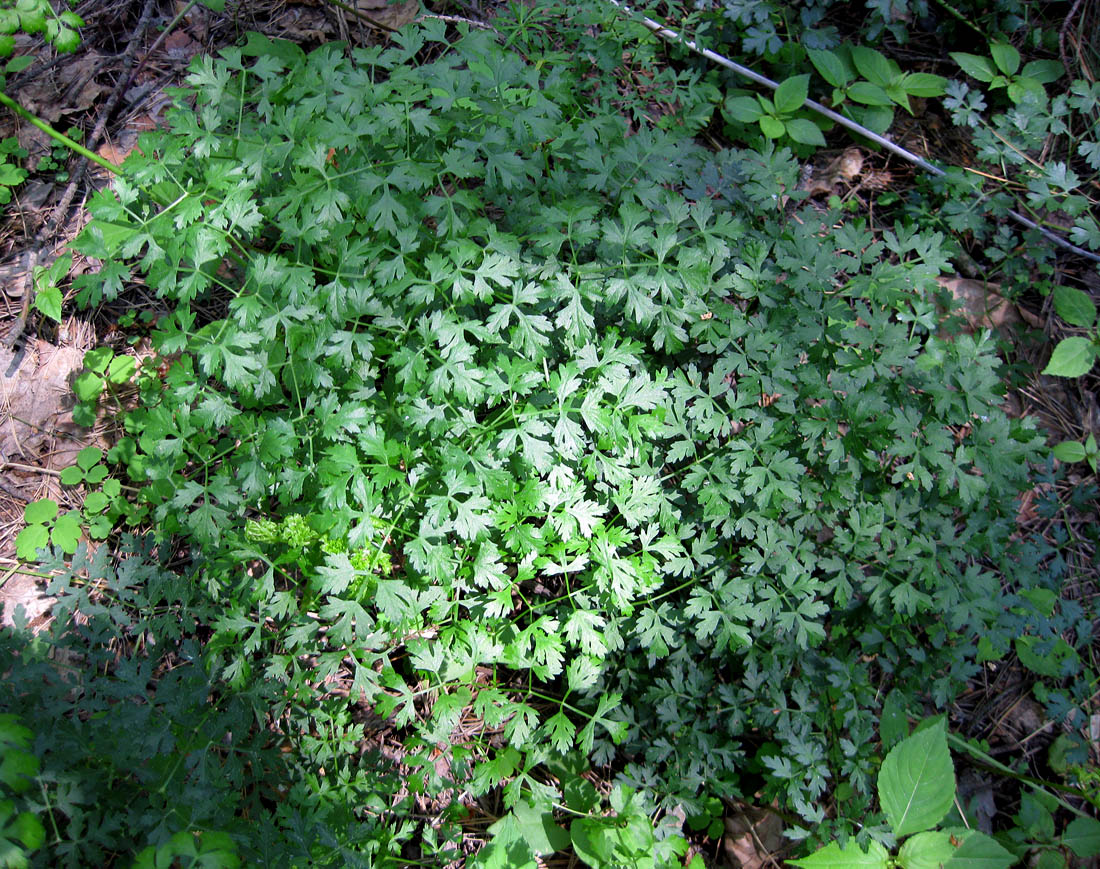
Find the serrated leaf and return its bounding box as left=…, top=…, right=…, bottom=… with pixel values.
left=942, top=831, right=1015, bottom=869
left=1043, top=337, right=1096, bottom=377
left=1052, top=286, right=1097, bottom=328
left=789, top=840, right=891, bottom=869
left=878, top=719, right=954, bottom=837
left=898, top=830, right=965, bottom=869
left=1063, top=817, right=1100, bottom=857
left=51, top=513, right=83, bottom=554
left=33, top=285, right=62, bottom=322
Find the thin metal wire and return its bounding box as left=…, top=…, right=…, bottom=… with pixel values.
left=607, top=0, right=1100, bottom=264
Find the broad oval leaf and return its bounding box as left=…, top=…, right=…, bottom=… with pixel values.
left=851, top=46, right=895, bottom=86
left=774, top=74, right=810, bottom=115
left=951, top=52, right=996, bottom=82
left=784, top=118, right=826, bottom=146
left=878, top=718, right=954, bottom=838
left=724, top=96, right=764, bottom=123
left=942, top=831, right=1015, bottom=869
left=808, top=48, right=851, bottom=88
left=1052, top=285, right=1097, bottom=328
left=989, top=43, right=1020, bottom=76
left=789, top=840, right=891, bottom=869
left=1043, top=336, right=1097, bottom=377
left=758, top=115, right=786, bottom=139
left=903, top=72, right=948, bottom=98
left=1053, top=440, right=1088, bottom=464
left=847, top=81, right=893, bottom=107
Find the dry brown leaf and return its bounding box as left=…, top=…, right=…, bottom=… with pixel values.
left=0, top=341, right=105, bottom=466
left=937, top=276, right=1032, bottom=334
left=354, top=0, right=418, bottom=29
left=164, top=29, right=202, bottom=61
left=836, top=147, right=864, bottom=182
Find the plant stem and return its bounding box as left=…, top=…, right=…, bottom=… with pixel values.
left=0, top=92, right=120, bottom=175
left=946, top=731, right=1097, bottom=814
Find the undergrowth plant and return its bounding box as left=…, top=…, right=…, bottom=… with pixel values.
left=3, top=1, right=1090, bottom=864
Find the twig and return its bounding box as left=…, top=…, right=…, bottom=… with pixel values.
left=1059, top=0, right=1086, bottom=78
left=606, top=0, right=1100, bottom=265
left=123, top=0, right=201, bottom=96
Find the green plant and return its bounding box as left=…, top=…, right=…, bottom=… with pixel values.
left=792, top=719, right=1100, bottom=869
left=724, top=73, right=826, bottom=144
left=808, top=44, right=947, bottom=134
left=0, top=0, right=82, bottom=56
left=5, top=2, right=1092, bottom=862
left=56, top=9, right=1051, bottom=844
left=1039, top=286, right=1099, bottom=472
left=14, top=498, right=83, bottom=559
left=14, top=447, right=128, bottom=560
left=71, top=345, right=139, bottom=425
left=132, top=831, right=241, bottom=869
left=0, top=133, right=26, bottom=206
left=1043, top=286, right=1099, bottom=379
left=950, top=43, right=1063, bottom=105
left=31, top=252, right=71, bottom=323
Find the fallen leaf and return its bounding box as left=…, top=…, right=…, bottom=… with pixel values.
left=354, top=0, right=418, bottom=30
left=937, top=276, right=1027, bottom=334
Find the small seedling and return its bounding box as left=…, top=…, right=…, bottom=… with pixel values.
left=951, top=43, right=1063, bottom=104
left=724, top=74, right=826, bottom=146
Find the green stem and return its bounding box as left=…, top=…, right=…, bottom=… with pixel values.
left=0, top=91, right=120, bottom=175
left=946, top=731, right=1096, bottom=815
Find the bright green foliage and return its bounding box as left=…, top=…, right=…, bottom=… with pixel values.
left=793, top=721, right=1012, bottom=869
left=807, top=44, right=947, bottom=134
left=0, top=134, right=25, bottom=206
left=1043, top=286, right=1099, bottom=378
left=951, top=44, right=1063, bottom=105
left=65, top=9, right=1048, bottom=841
left=0, top=0, right=82, bottom=56
left=878, top=720, right=954, bottom=837
left=724, top=74, right=827, bottom=144
left=4, top=3, right=1075, bottom=862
